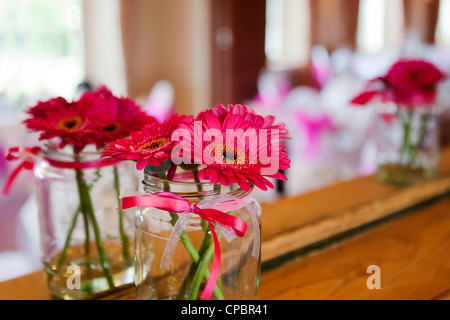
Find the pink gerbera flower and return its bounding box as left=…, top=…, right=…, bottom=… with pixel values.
left=179, top=111, right=290, bottom=191
left=24, top=96, right=113, bottom=150
left=197, top=104, right=290, bottom=140
left=79, top=86, right=157, bottom=148
left=383, top=59, right=445, bottom=106
left=385, top=59, right=444, bottom=93
left=101, top=114, right=193, bottom=170
left=351, top=59, right=445, bottom=107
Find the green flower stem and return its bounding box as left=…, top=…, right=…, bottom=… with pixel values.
left=169, top=212, right=200, bottom=261
left=175, top=226, right=212, bottom=299
left=398, top=107, right=432, bottom=167
left=192, top=168, right=201, bottom=184
left=187, top=240, right=216, bottom=300
left=408, top=109, right=432, bottom=165
left=81, top=207, right=90, bottom=255
left=399, top=108, right=414, bottom=164
left=56, top=168, right=102, bottom=270
left=175, top=258, right=199, bottom=299
left=75, top=168, right=115, bottom=288
left=56, top=204, right=81, bottom=268
left=113, top=165, right=130, bottom=261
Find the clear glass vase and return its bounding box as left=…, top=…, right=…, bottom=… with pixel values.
left=34, top=143, right=137, bottom=299
left=134, top=167, right=262, bottom=300
left=376, top=102, right=440, bottom=185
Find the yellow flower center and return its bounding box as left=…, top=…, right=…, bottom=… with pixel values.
left=138, top=138, right=169, bottom=152
left=56, top=116, right=84, bottom=131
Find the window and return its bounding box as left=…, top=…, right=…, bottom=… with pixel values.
left=265, top=0, right=310, bottom=71
left=357, top=0, right=387, bottom=53
left=0, top=0, right=84, bottom=124
left=436, top=0, right=450, bottom=47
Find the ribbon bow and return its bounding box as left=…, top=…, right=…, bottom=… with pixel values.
left=120, top=190, right=260, bottom=300
left=2, top=147, right=41, bottom=195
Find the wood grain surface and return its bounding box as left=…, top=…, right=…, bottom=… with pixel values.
left=258, top=195, right=450, bottom=300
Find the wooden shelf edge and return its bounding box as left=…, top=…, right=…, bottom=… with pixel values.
left=261, top=168, right=450, bottom=264
left=432, top=288, right=450, bottom=300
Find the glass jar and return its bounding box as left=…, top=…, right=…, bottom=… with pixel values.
left=34, top=143, right=137, bottom=299
left=134, top=167, right=262, bottom=300
left=376, top=102, right=440, bottom=185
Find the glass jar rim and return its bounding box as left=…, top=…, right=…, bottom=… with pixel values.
left=376, top=101, right=438, bottom=112
left=142, top=169, right=252, bottom=200
left=40, top=140, right=104, bottom=162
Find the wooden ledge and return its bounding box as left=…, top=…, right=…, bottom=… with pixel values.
left=259, top=195, right=450, bottom=300
left=260, top=148, right=450, bottom=264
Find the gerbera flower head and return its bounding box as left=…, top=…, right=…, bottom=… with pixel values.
left=101, top=113, right=193, bottom=170
left=197, top=104, right=290, bottom=140
left=386, top=59, right=444, bottom=92
left=78, top=86, right=157, bottom=148
left=23, top=96, right=112, bottom=150
left=351, top=58, right=446, bottom=107
left=179, top=109, right=290, bottom=191
left=383, top=59, right=445, bottom=106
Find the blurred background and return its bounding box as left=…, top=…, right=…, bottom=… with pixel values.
left=1, top=0, right=450, bottom=282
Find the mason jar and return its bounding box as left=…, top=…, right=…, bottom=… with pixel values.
left=376, top=102, right=440, bottom=185
left=134, top=167, right=262, bottom=300
left=34, top=143, right=137, bottom=299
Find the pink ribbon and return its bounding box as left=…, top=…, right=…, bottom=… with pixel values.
left=120, top=190, right=259, bottom=300
left=2, top=146, right=119, bottom=195
left=2, top=147, right=41, bottom=195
